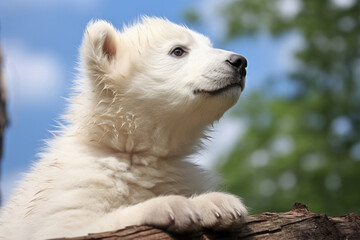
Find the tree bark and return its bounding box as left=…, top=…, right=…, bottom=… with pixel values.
left=53, top=203, right=360, bottom=240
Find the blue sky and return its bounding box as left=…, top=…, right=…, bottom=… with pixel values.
left=0, top=0, right=297, bottom=203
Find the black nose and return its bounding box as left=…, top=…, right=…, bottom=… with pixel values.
left=227, top=54, right=247, bottom=77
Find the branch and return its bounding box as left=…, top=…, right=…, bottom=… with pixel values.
left=53, top=203, right=360, bottom=240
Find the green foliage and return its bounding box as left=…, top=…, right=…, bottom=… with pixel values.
left=215, top=0, right=360, bottom=215
left=184, top=9, right=200, bottom=24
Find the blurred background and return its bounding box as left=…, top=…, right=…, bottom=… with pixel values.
left=0, top=0, right=359, bottom=216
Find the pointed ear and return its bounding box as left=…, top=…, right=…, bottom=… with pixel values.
left=80, top=20, right=119, bottom=80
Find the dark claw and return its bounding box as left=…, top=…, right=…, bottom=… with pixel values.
left=169, top=213, right=175, bottom=222
left=189, top=215, right=196, bottom=223
left=235, top=209, right=242, bottom=217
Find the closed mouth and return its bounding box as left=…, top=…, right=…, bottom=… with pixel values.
left=193, top=78, right=245, bottom=96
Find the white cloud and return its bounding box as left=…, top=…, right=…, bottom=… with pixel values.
left=190, top=112, right=247, bottom=170
left=2, top=41, right=64, bottom=106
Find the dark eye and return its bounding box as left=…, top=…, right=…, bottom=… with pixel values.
left=171, top=47, right=186, bottom=57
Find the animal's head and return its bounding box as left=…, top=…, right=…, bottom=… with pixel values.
left=79, top=17, right=247, bottom=132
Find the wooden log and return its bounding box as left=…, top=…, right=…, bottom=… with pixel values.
left=53, top=203, right=360, bottom=240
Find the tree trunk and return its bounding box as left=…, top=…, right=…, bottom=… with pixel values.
left=0, top=45, right=9, bottom=205
left=53, top=203, right=360, bottom=240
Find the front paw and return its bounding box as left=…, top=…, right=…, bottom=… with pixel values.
left=141, top=195, right=202, bottom=232
left=191, top=192, right=248, bottom=229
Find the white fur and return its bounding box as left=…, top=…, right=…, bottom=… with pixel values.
left=0, top=17, right=247, bottom=239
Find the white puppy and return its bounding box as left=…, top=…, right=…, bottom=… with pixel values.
left=0, top=17, right=248, bottom=239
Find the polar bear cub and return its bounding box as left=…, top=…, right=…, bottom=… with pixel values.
left=0, top=17, right=248, bottom=239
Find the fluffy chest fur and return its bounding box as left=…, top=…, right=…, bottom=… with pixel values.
left=1, top=134, right=215, bottom=238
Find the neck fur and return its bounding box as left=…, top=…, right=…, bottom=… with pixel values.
left=66, top=84, right=208, bottom=163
